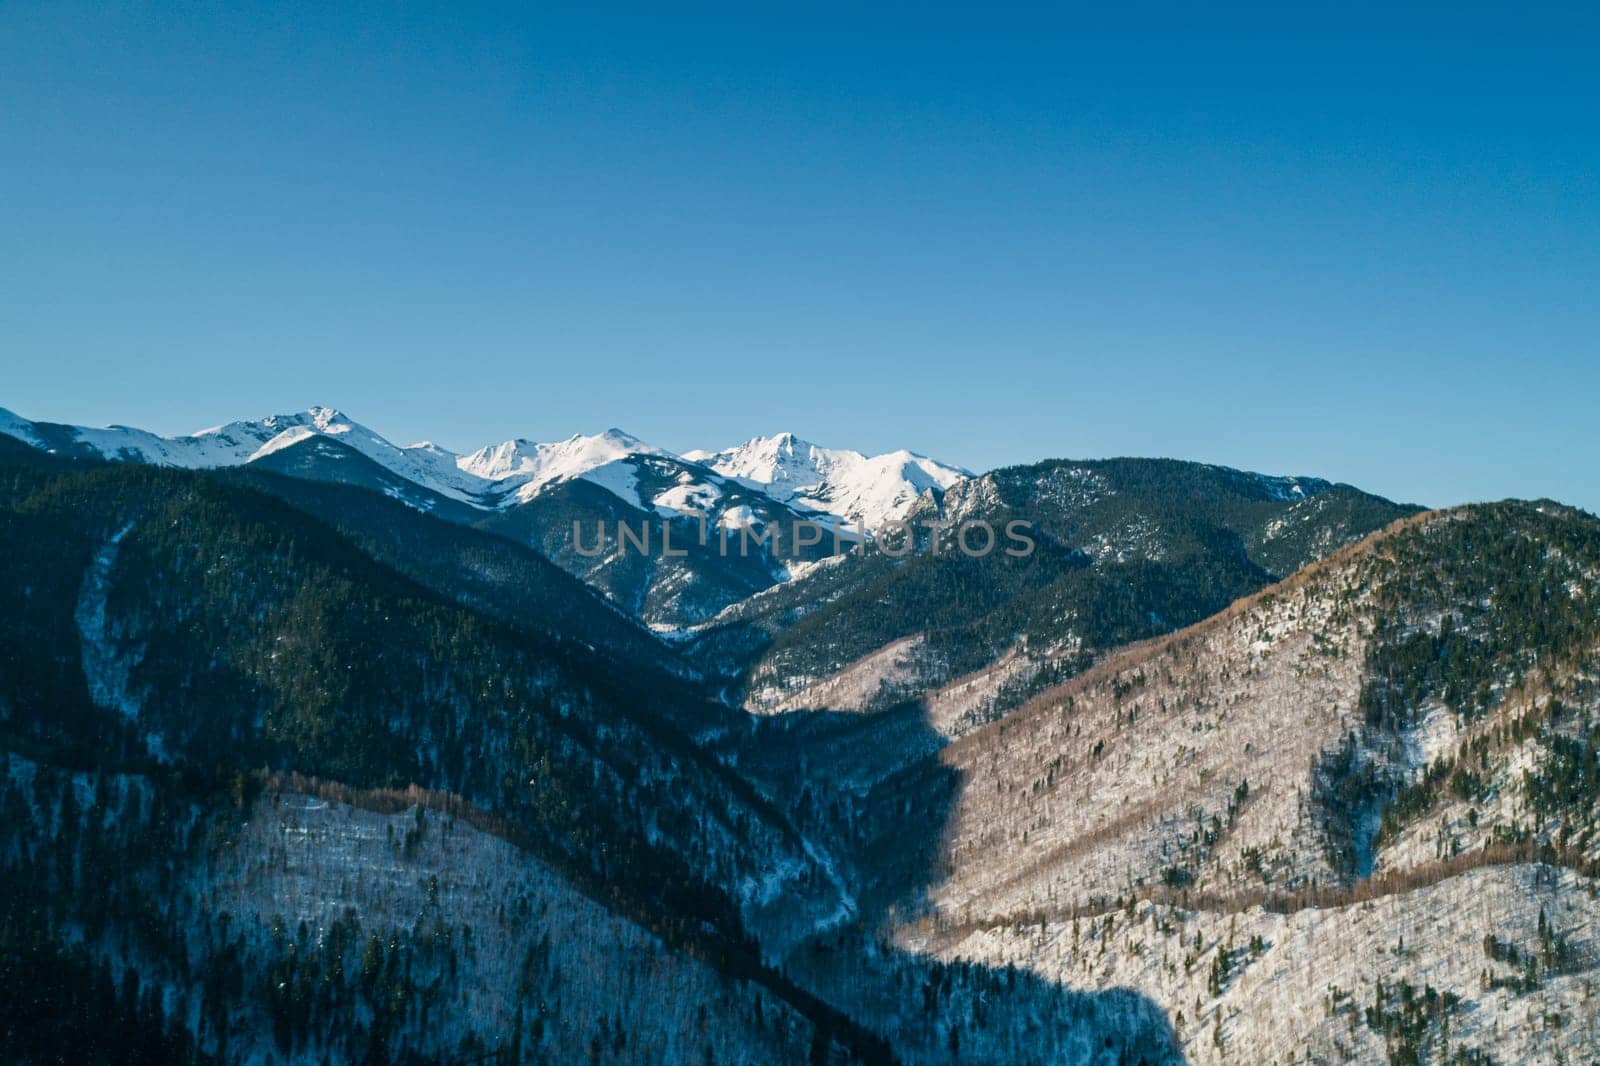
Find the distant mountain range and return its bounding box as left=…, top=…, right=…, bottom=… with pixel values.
left=0, top=405, right=969, bottom=531
left=0, top=406, right=982, bottom=629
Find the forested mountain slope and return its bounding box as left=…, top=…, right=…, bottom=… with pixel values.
left=888, top=501, right=1600, bottom=1064
left=0, top=446, right=889, bottom=1062
left=228, top=445, right=689, bottom=670
left=694, top=457, right=1416, bottom=725
left=699, top=460, right=1420, bottom=904
left=10, top=421, right=1598, bottom=1064
left=0, top=442, right=1181, bottom=1064
left=0, top=756, right=848, bottom=1064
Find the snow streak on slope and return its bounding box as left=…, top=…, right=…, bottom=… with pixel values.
left=686, top=432, right=969, bottom=529
left=73, top=521, right=140, bottom=721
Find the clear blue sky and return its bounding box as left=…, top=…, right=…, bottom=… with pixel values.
left=3, top=4, right=1597, bottom=510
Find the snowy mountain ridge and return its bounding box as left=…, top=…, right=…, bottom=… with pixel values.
left=0, top=405, right=492, bottom=504
left=0, top=405, right=967, bottom=529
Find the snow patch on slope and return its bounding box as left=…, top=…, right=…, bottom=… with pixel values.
left=74, top=522, right=142, bottom=721
left=653, top=473, right=723, bottom=516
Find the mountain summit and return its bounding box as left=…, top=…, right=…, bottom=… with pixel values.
left=685, top=432, right=969, bottom=529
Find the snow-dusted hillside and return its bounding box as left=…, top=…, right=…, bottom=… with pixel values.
left=214, top=789, right=830, bottom=1064
left=925, top=863, right=1600, bottom=1065
left=686, top=431, right=969, bottom=530
left=921, top=543, right=1383, bottom=924
left=870, top=502, right=1600, bottom=1064
left=0, top=746, right=854, bottom=1064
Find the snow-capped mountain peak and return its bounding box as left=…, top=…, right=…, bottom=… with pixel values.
left=457, top=428, right=668, bottom=500
left=684, top=432, right=818, bottom=486
left=687, top=433, right=969, bottom=530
